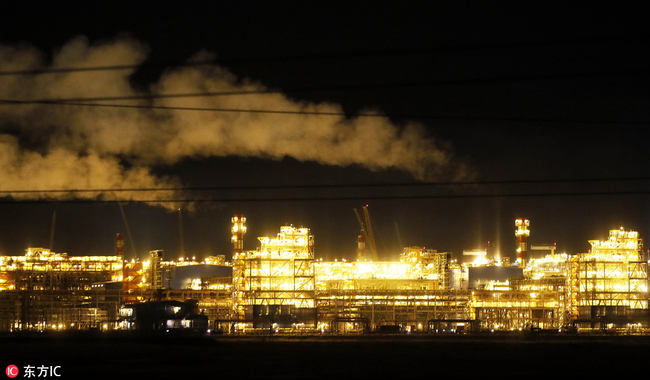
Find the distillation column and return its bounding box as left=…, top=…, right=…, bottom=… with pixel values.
left=232, top=215, right=247, bottom=320
left=232, top=215, right=247, bottom=254
left=515, top=218, right=530, bottom=269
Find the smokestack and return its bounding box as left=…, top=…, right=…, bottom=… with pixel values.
left=515, top=219, right=530, bottom=269
left=231, top=215, right=247, bottom=256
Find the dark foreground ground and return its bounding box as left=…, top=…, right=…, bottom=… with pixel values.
left=2, top=333, right=649, bottom=378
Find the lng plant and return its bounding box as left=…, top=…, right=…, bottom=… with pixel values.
left=0, top=215, right=648, bottom=335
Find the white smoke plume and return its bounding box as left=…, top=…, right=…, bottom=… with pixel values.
left=0, top=36, right=470, bottom=208
left=0, top=135, right=182, bottom=205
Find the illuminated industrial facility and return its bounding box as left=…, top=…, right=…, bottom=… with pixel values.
left=1, top=216, right=648, bottom=335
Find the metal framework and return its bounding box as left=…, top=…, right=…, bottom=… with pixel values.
left=318, top=289, right=472, bottom=332
left=570, top=228, right=649, bottom=329
left=472, top=289, right=564, bottom=330
left=232, top=225, right=316, bottom=327
left=0, top=289, right=122, bottom=332
left=1, top=223, right=649, bottom=335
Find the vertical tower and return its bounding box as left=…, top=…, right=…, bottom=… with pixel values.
left=357, top=234, right=366, bottom=261
left=149, top=250, right=164, bottom=290
left=116, top=233, right=126, bottom=291
left=178, top=208, right=186, bottom=261
left=116, top=233, right=125, bottom=259
left=486, top=240, right=495, bottom=261
left=231, top=215, right=247, bottom=254
left=231, top=215, right=247, bottom=321
left=515, top=218, right=530, bottom=268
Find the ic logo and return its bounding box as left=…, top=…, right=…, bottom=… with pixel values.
left=5, top=365, right=19, bottom=378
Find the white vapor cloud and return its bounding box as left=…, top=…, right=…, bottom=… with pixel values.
left=0, top=36, right=470, bottom=208
left=0, top=135, right=182, bottom=206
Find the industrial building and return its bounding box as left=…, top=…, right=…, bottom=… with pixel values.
left=0, top=247, right=124, bottom=331
left=0, top=216, right=648, bottom=335
left=119, top=300, right=208, bottom=333
left=232, top=219, right=317, bottom=331
left=570, top=228, right=649, bottom=331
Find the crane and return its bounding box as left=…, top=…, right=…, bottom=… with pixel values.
left=353, top=205, right=378, bottom=261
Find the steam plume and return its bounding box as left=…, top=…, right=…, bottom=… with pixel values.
left=0, top=36, right=470, bottom=208
left=0, top=135, right=182, bottom=206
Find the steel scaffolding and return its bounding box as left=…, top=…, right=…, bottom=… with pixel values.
left=232, top=225, right=316, bottom=329
left=571, top=228, right=650, bottom=330
left=317, top=289, right=472, bottom=332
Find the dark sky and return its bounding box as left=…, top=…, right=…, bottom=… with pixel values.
left=0, top=3, right=648, bottom=262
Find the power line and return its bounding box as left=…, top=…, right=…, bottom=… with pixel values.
left=0, top=63, right=647, bottom=125
left=0, top=176, right=649, bottom=194
left=2, top=189, right=650, bottom=204
left=0, top=97, right=646, bottom=125
left=1, top=69, right=647, bottom=103
left=0, top=97, right=362, bottom=117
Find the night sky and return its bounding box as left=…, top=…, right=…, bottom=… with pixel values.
left=0, top=4, right=648, bottom=262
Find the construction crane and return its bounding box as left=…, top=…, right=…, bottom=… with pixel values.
left=353, top=205, right=378, bottom=261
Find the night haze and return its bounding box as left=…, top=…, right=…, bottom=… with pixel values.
left=0, top=3, right=648, bottom=264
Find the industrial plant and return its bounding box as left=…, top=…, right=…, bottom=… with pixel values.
left=1, top=214, right=648, bottom=335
